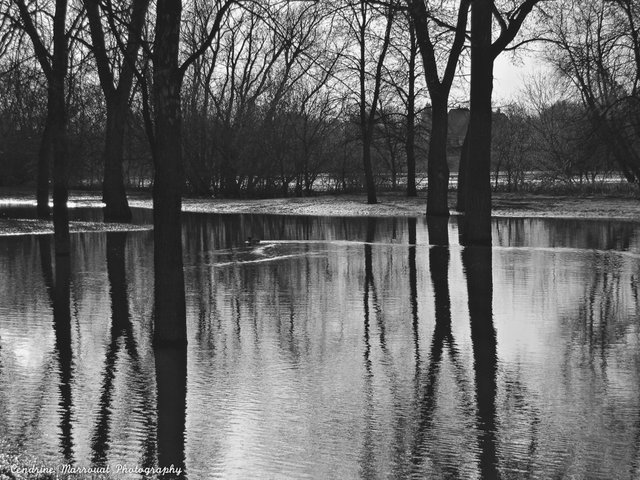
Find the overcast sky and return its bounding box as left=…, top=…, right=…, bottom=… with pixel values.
left=493, top=50, right=550, bottom=105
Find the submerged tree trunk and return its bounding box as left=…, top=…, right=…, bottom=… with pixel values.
left=462, top=0, right=493, bottom=246
left=17, top=0, right=69, bottom=247
left=456, top=127, right=470, bottom=212
left=51, top=0, right=70, bottom=257
left=426, top=97, right=450, bottom=217
left=152, top=0, right=186, bottom=346
left=103, top=97, right=132, bottom=222
left=51, top=82, right=70, bottom=257
left=407, top=0, right=470, bottom=217
left=427, top=215, right=449, bottom=246
left=85, top=0, right=149, bottom=222
left=37, top=120, right=52, bottom=218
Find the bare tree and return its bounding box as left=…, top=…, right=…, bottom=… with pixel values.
left=384, top=10, right=428, bottom=196
left=343, top=0, right=395, bottom=204
left=547, top=0, right=640, bottom=184
left=491, top=104, right=533, bottom=190
left=84, top=0, right=150, bottom=221
left=462, top=0, right=543, bottom=246
left=13, top=0, right=73, bottom=254
left=406, top=0, right=470, bottom=216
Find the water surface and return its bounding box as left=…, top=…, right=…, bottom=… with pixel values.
left=1, top=211, right=639, bottom=479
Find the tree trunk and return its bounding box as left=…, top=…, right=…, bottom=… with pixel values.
left=50, top=73, right=70, bottom=256
left=221, top=162, right=239, bottom=196
left=463, top=0, right=493, bottom=246
left=406, top=22, right=418, bottom=198
left=152, top=0, right=186, bottom=346
left=406, top=98, right=417, bottom=197
left=51, top=93, right=70, bottom=257
left=103, top=97, right=132, bottom=222
left=50, top=0, right=70, bottom=257
left=37, top=119, right=52, bottom=218
left=362, top=130, right=377, bottom=204
left=427, top=216, right=449, bottom=246
left=456, top=127, right=470, bottom=212
left=85, top=0, right=148, bottom=222
left=426, top=97, right=450, bottom=217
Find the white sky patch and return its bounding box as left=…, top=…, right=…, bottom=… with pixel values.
left=493, top=52, right=552, bottom=105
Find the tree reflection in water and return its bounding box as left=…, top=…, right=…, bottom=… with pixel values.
left=91, top=232, right=156, bottom=470
left=91, top=232, right=129, bottom=466
left=155, top=345, right=187, bottom=479
left=39, top=236, right=74, bottom=463
left=2, top=212, right=638, bottom=478
left=410, top=216, right=462, bottom=477
left=360, top=217, right=376, bottom=479
left=408, top=218, right=420, bottom=378
left=463, top=245, right=498, bottom=479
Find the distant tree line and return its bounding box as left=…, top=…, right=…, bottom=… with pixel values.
left=0, top=64, right=626, bottom=195
left=2, top=1, right=632, bottom=207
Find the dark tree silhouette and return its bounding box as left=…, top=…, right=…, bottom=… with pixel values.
left=155, top=345, right=187, bottom=478
left=151, top=0, right=236, bottom=344
left=151, top=0, right=187, bottom=345
left=462, top=245, right=498, bottom=478
left=91, top=232, right=134, bottom=466
left=85, top=0, right=150, bottom=222
left=463, top=0, right=493, bottom=245
left=350, top=1, right=395, bottom=204
left=15, top=0, right=70, bottom=254
left=405, top=21, right=419, bottom=197
left=548, top=0, right=640, bottom=183
left=462, top=0, right=543, bottom=245
left=407, top=0, right=470, bottom=216
left=38, top=237, right=74, bottom=460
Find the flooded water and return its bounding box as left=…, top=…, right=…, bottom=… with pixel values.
left=1, top=209, right=640, bottom=479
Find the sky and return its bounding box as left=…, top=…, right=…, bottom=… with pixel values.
left=448, top=48, right=552, bottom=109
left=492, top=50, right=551, bottom=105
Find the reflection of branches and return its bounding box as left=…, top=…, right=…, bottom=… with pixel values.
left=409, top=240, right=460, bottom=479
left=15, top=236, right=62, bottom=449
left=91, top=232, right=146, bottom=467
left=428, top=217, right=474, bottom=408
left=409, top=218, right=463, bottom=476
left=572, top=255, right=625, bottom=368
left=500, top=370, right=541, bottom=477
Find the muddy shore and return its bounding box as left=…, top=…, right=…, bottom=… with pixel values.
left=0, top=188, right=639, bottom=235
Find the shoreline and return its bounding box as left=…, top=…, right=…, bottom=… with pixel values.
left=0, top=188, right=639, bottom=228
